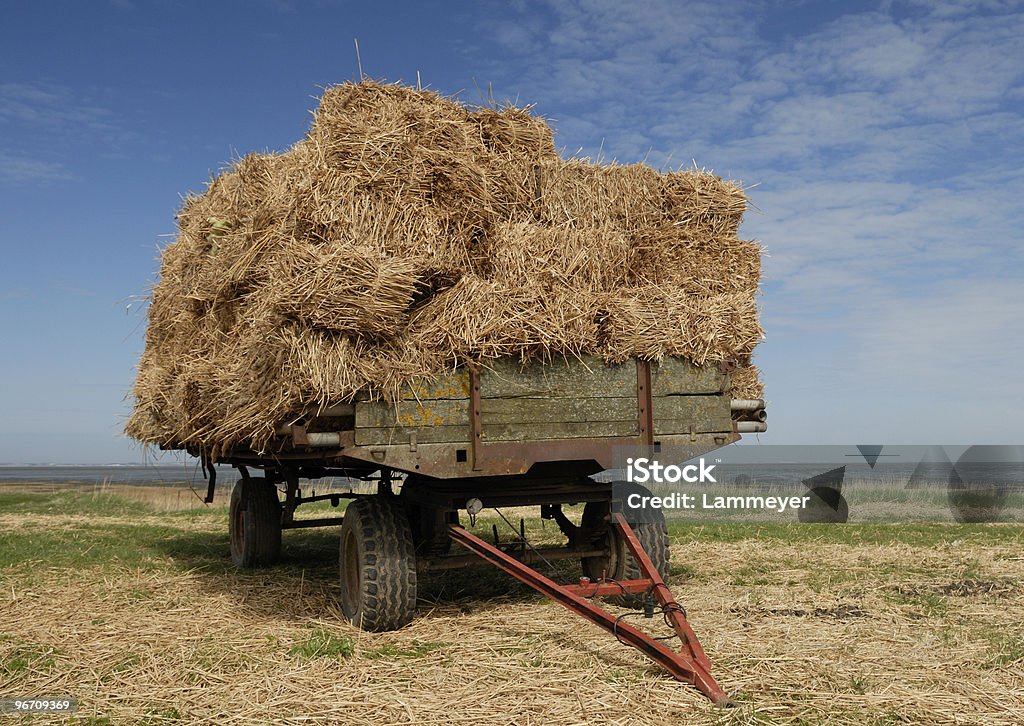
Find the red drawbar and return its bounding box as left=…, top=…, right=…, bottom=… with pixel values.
left=447, top=513, right=732, bottom=706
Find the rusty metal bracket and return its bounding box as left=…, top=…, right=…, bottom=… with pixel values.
left=469, top=365, right=483, bottom=471
left=291, top=423, right=310, bottom=447
left=636, top=360, right=654, bottom=446
left=447, top=518, right=732, bottom=706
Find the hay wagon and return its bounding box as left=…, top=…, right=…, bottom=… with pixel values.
left=193, top=354, right=766, bottom=705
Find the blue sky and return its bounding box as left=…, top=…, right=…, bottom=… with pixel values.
left=1, top=0, right=1022, bottom=463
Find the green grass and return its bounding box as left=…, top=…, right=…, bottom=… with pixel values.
left=0, top=487, right=233, bottom=519
left=2, top=487, right=1021, bottom=616
left=0, top=489, right=344, bottom=581
left=0, top=522, right=204, bottom=574
left=728, top=562, right=779, bottom=587
left=0, top=490, right=155, bottom=517
left=0, top=642, right=59, bottom=677
left=289, top=627, right=354, bottom=661
left=982, top=632, right=1024, bottom=667
left=668, top=521, right=1024, bottom=547
left=882, top=588, right=948, bottom=615
left=4, top=488, right=1020, bottom=609
left=140, top=707, right=183, bottom=724
left=601, top=667, right=647, bottom=685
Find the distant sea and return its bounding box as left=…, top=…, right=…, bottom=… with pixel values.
left=0, top=464, right=241, bottom=485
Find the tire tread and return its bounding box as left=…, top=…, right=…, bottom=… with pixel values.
left=339, top=497, right=417, bottom=632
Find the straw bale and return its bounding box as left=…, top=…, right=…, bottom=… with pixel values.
left=488, top=222, right=632, bottom=292
left=598, top=286, right=763, bottom=365
left=625, top=227, right=762, bottom=294
left=536, top=158, right=615, bottom=228
left=729, top=362, right=765, bottom=400
left=473, top=104, right=557, bottom=159
left=474, top=105, right=559, bottom=220
left=284, top=327, right=446, bottom=409
left=537, top=159, right=747, bottom=235
left=126, top=80, right=765, bottom=453
left=406, top=275, right=601, bottom=365
left=265, top=241, right=421, bottom=338
left=302, top=83, right=496, bottom=241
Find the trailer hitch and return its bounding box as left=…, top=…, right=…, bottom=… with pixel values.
left=447, top=513, right=733, bottom=706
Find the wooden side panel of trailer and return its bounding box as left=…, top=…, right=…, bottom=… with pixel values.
left=353, top=356, right=732, bottom=447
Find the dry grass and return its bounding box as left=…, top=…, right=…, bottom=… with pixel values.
left=125, top=80, right=764, bottom=458
left=2, top=488, right=1022, bottom=724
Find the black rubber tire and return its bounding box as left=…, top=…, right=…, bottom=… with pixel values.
left=580, top=500, right=669, bottom=607
left=339, top=496, right=418, bottom=632
left=229, top=477, right=282, bottom=568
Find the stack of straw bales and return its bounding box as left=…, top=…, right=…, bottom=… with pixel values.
left=126, top=81, right=764, bottom=455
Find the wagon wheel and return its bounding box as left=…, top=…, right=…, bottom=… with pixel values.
left=229, top=477, right=282, bottom=568
left=580, top=499, right=669, bottom=607
left=339, top=496, right=418, bottom=632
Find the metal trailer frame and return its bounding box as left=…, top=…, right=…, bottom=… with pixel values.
left=192, top=360, right=765, bottom=705
left=448, top=513, right=732, bottom=706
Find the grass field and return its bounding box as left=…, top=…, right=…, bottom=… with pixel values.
left=1, top=484, right=1022, bottom=724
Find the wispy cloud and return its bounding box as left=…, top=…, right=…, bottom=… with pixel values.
left=0, top=81, right=131, bottom=183
left=0, top=153, right=73, bottom=183
left=486, top=1, right=1023, bottom=170
left=0, top=82, right=116, bottom=134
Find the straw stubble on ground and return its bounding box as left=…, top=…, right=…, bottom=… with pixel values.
left=2, top=487, right=1022, bottom=725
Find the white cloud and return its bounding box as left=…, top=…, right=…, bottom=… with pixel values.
left=490, top=1, right=1024, bottom=179
left=0, top=153, right=72, bottom=183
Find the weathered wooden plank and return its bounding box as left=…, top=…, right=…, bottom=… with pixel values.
left=354, top=424, right=471, bottom=446
left=480, top=355, right=635, bottom=399
left=354, top=369, right=470, bottom=402
left=480, top=396, right=637, bottom=424
left=355, top=400, right=470, bottom=429
left=481, top=420, right=639, bottom=441
left=651, top=357, right=724, bottom=396
left=402, top=369, right=471, bottom=400
left=654, top=419, right=733, bottom=435
left=652, top=395, right=732, bottom=434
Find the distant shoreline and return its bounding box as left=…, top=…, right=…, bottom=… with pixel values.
left=0, top=464, right=239, bottom=485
